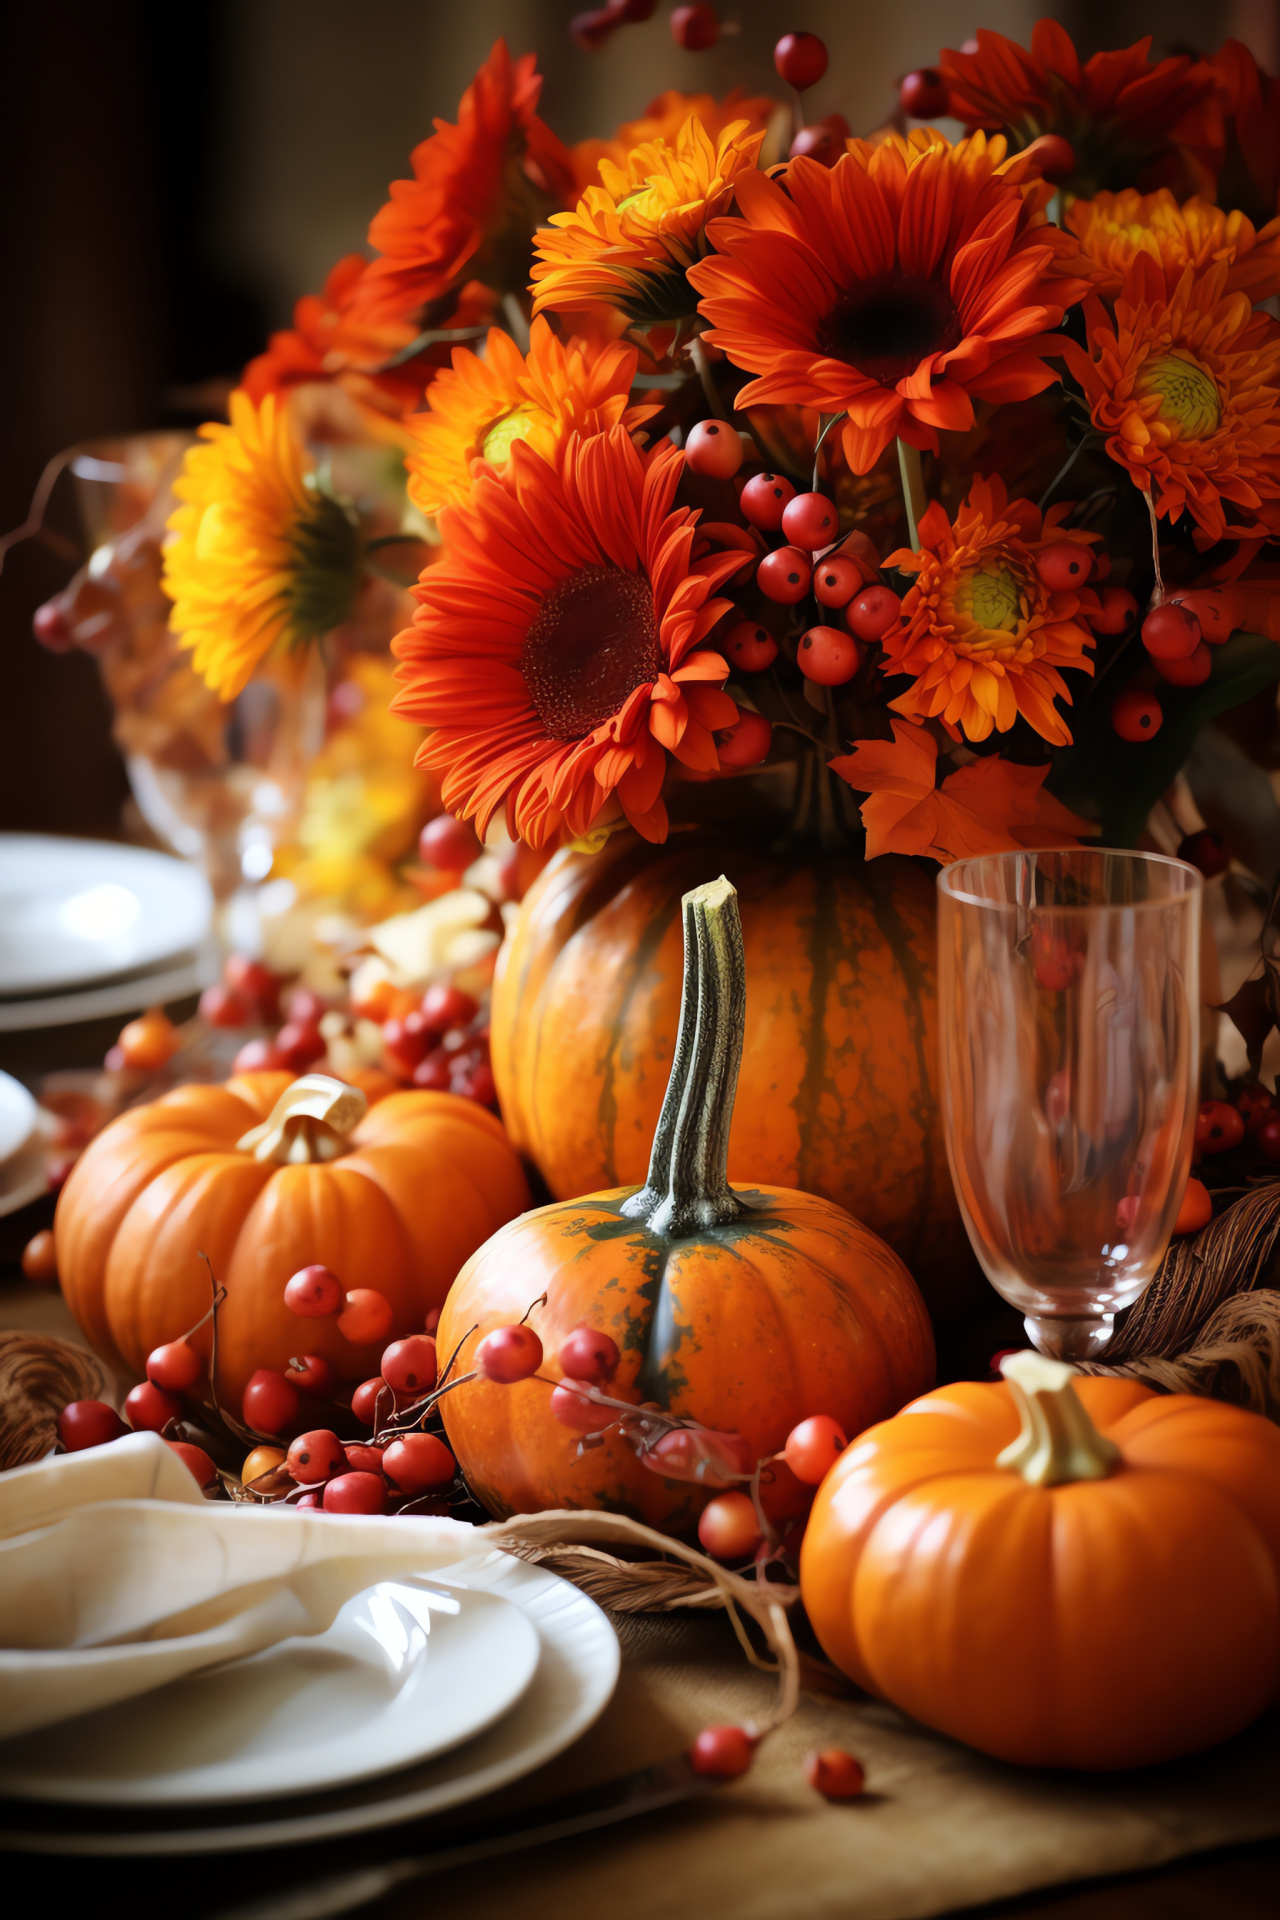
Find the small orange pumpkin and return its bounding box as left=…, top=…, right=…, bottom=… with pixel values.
left=56, top=1072, right=530, bottom=1408
left=439, top=877, right=935, bottom=1530
left=800, top=1352, right=1280, bottom=1769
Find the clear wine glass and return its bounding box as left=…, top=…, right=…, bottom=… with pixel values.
left=937, top=849, right=1202, bottom=1360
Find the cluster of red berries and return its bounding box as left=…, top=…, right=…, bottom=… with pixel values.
left=1197, top=1085, right=1280, bottom=1164
left=1112, top=597, right=1226, bottom=744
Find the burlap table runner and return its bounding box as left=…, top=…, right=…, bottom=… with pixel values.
left=400, top=1610, right=1280, bottom=1920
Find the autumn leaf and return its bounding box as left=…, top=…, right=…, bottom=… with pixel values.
left=830, top=721, right=1097, bottom=864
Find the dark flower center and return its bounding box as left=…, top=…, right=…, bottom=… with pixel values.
left=520, top=565, right=661, bottom=741
left=818, top=273, right=961, bottom=386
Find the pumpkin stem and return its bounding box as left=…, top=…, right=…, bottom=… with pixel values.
left=236, top=1074, right=368, bottom=1165
left=996, top=1351, right=1121, bottom=1487
left=621, top=875, right=747, bottom=1238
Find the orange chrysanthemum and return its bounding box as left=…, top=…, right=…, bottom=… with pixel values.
left=1211, top=40, right=1280, bottom=227
left=403, top=317, right=658, bottom=517
left=940, top=21, right=1216, bottom=197
left=391, top=429, right=743, bottom=848
left=531, top=115, right=765, bottom=326
left=1062, top=253, right=1280, bottom=544
left=880, top=473, right=1098, bottom=748
left=352, top=40, right=574, bottom=327
left=569, top=88, right=777, bottom=194
left=1063, top=189, right=1280, bottom=304
left=688, top=129, right=1087, bottom=476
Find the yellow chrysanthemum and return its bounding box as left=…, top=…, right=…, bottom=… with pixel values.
left=530, top=115, right=765, bottom=326
left=403, top=316, right=658, bottom=516
left=569, top=88, right=777, bottom=194
left=164, top=391, right=361, bottom=700
left=1064, top=188, right=1280, bottom=303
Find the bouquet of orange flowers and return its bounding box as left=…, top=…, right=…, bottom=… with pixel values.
left=163, top=18, right=1280, bottom=883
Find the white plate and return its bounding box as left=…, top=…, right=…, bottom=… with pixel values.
left=0, top=836, right=213, bottom=998
left=0, top=948, right=219, bottom=1033
left=0, top=1549, right=620, bottom=1854
left=0, top=1071, right=36, bottom=1163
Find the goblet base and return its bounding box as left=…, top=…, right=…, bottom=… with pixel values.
left=1023, top=1312, right=1115, bottom=1361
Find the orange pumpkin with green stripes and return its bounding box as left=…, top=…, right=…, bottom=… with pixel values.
left=440, top=877, right=935, bottom=1529
left=491, top=832, right=977, bottom=1326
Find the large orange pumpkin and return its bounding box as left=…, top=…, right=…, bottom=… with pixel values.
left=441, top=877, right=935, bottom=1530
left=491, top=830, right=978, bottom=1326
left=56, top=1072, right=531, bottom=1407
left=800, top=1351, right=1280, bottom=1769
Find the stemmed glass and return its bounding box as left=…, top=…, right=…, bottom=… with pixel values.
left=937, top=849, right=1202, bottom=1360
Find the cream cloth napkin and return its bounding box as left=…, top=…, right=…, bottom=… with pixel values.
left=0, top=1432, right=481, bottom=1741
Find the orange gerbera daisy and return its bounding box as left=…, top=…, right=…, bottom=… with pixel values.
left=939, top=21, right=1216, bottom=197
left=531, top=115, right=765, bottom=326
left=403, top=317, right=658, bottom=516
left=688, top=129, right=1087, bottom=476
left=880, top=473, right=1098, bottom=747
left=391, top=429, right=743, bottom=847
left=570, top=88, right=778, bottom=194
left=352, top=41, right=575, bottom=327
left=1063, top=189, right=1280, bottom=304
left=1062, top=252, right=1280, bottom=544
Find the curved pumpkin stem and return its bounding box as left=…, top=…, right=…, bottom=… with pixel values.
left=996, top=1351, right=1120, bottom=1487
left=621, top=875, right=747, bottom=1238
left=237, top=1074, right=368, bottom=1165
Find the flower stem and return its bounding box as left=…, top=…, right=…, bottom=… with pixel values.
left=897, top=439, right=926, bottom=549
left=1144, top=492, right=1166, bottom=604
left=690, top=336, right=730, bottom=421
left=811, top=413, right=841, bottom=492
left=502, top=292, right=531, bottom=353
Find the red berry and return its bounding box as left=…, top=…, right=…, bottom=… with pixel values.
left=1112, top=689, right=1162, bottom=740
left=788, top=117, right=849, bottom=165
left=21, top=1229, right=58, bottom=1284
left=697, top=1490, right=763, bottom=1560
left=781, top=491, right=839, bottom=552
left=1093, top=552, right=1112, bottom=581
left=384, top=1009, right=435, bottom=1076
left=899, top=68, right=949, bottom=117
left=805, top=1748, right=866, bottom=1799
left=337, top=1288, right=394, bottom=1346
left=774, top=31, right=828, bottom=89
left=1091, top=586, right=1139, bottom=636
left=1258, top=1115, right=1280, bottom=1163
left=716, top=712, right=773, bottom=770
left=198, top=984, right=250, bottom=1029
left=671, top=4, right=719, bottom=51
left=425, top=1307, right=442, bottom=1334
left=1195, top=1100, right=1245, bottom=1153
left=232, top=1037, right=286, bottom=1074
left=421, top=982, right=479, bottom=1030
left=286, top=1429, right=347, bottom=1484
left=1142, top=603, right=1201, bottom=660
left=813, top=556, right=863, bottom=609
left=739, top=472, right=796, bottom=532
left=453, top=1060, right=498, bottom=1107
left=1032, top=928, right=1081, bottom=992
left=571, top=6, right=620, bottom=49
left=284, top=1264, right=344, bottom=1317
left=125, top=1380, right=182, bottom=1434
left=146, top=1340, right=201, bottom=1394
left=296, top=1491, right=322, bottom=1508
left=284, top=1353, right=334, bottom=1393
left=550, top=1379, right=618, bottom=1431
left=380, top=1334, right=438, bottom=1395
left=344, top=1442, right=386, bottom=1475
left=798, top=625, right=860, bottom=686
left=1178, top=829, right=1229, bottom=878
left=33, top=599, right=75, bottom=652
left=846, top=585, right=901, bottom=641
left=166, top=1441, right=217, bottom=1488
left=116, top=1008, right=180, bottom=1073
left=757, top=546, right=812, bottom=604
left=224, top=956, right=281, bottom=1022
left=1022, top=132, right=1076, bottom=182
left=476, top=1324, right=544, bottom=1383
left=558, top=1325, right=621, bottom=1383
left=783, top=1414, right=848, bottom=1485
left=242, top=1369, right=300, bottom=1435
left=690, top=1724, right=756, bottom=1778
left=58, top=1400, right=127, bottom=1451
left=285, top=988, right=327, bottom=1028
left=419, top=813, right=481, bottom=872
left=413, top=1048, right=453, bottom=1091
left=323, top=1472, right=387, bottom=1514
left=1035, top=541, right=1094, bottom=592
left=382, top=1432, right=456, bottom=1495
left=1236, top=1081, right=1274, bottom=1129
left=352, top=1377, right=391, bottom=1427
left=1153, top=641, right=1211, bottom=686
left=1174, top=1178, right=1213, bottom=1236
left=684, top=419, right=743, bottom=478
left=723, top=622, right=778, bottom=672
left=274, top=1020, right=326, bottom=1073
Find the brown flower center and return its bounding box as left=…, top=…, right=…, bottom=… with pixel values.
left=818, top=273, right=961, bottom=386
left=520, top=566, right=662, bottom=741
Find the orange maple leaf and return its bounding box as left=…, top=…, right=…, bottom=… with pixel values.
left=830, top=721, right=1096, bottom=864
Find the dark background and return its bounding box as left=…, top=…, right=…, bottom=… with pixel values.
left=1, top=0, right=1269, bottom=843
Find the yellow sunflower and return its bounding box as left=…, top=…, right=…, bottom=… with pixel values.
left=404, top=316, right=658, bottom=517
left=164, top=391, right=361, bottom=700
left=530, top=115, right=765, bottom=326
left=1064, top=189, right=1280, bottom=303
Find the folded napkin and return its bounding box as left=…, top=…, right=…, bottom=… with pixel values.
left=0, top=1433, right=480, bottom=1741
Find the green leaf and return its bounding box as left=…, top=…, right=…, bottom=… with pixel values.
left=1048, top=630, right=1280, bottom=845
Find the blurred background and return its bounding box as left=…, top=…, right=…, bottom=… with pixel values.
left=2, top=0, right=1276, bottom=843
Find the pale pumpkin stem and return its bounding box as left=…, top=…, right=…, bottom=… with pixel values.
left=996, top=1351, right=1121, bottom=1487
left=621, top=876, right=747, bottom=1238
left=237, top=1074, right=368, bottom=1165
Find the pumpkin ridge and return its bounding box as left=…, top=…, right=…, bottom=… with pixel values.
left=864, top=863, right=937, bottom=1269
